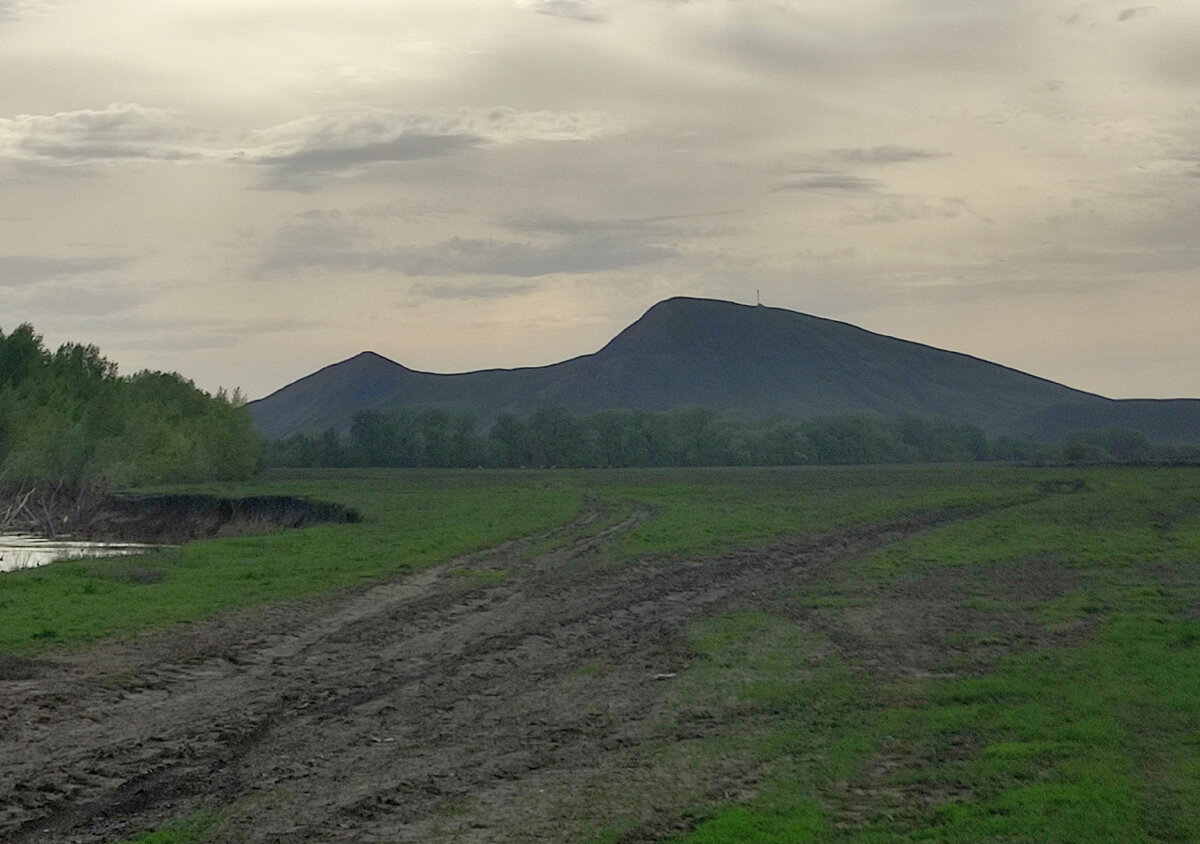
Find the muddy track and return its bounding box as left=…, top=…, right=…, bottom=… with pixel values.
left=2, top=505, right=981, bottom=843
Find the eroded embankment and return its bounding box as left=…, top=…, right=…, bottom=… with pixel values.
left=0, top=485, right=361, bottom=544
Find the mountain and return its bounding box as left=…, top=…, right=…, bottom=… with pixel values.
left=248, top=297, right=1200, bottom=442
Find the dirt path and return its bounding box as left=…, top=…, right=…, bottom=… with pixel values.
left=1, top=506, right=974, bottom=843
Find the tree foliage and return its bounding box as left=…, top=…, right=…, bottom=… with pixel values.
left=265, top=403, right=1200, bottom=469
left=263, top=405, right=1061, bottom=469
left=0, top=324, right=261, bottom=486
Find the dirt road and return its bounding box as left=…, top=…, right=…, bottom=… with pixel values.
left=1, top=507, right=966, bottom=843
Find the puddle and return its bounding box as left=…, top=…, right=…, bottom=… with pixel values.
left=0, top=534, right=156, bottom=573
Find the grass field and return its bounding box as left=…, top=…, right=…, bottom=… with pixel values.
left=659, top=467, right=1200, bottom=843
left=0, top=465, right=1028, bottom=653
left=4, top=465, right=1199, bottom=842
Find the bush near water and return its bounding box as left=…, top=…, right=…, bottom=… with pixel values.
left=0, top=324, right=260, bottom=486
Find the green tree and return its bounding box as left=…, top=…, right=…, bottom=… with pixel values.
left=0, top=325, right=260, bottom=486
left=489, top=413, right=530, bottom=467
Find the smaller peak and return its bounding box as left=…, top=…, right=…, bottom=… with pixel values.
left=322, top=350, right=412, bottom=376
left=342, top=350, right=402, bottom=366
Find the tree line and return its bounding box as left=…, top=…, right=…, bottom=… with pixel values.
left=267, top=404, right=1172, bottom=469
left=0, top=323, right=261, bottom=486
left=265, top=405, right=1200, bottom=470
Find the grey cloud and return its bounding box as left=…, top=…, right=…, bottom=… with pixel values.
left=1, top=104, right=621, bottom=191
left=533, top=0, right=605, bottom=22
left=409, top=282, right=539, bottom=301
left=261, top=212, right=675, bottom=277
left=501, top=210, right=697, bottom=237
left=842, top=197, right=967, bottom=225
left=776, top=174, right=883, bottom=193
left=0, top=1, right=45, bottom=22
left=330, top=235, right=669, bottom=277
left=0, top=103, right=198, bottom=165
left=243, top=107, right=621, bottom=191
left=257, top=214, right=368, bottom=269
left=398, top=236, right=672, bottom=276
left=717, top=23, right=839, bottom=77
left=254, top=134, right=483, bottom=191
left=1118, top=7, right=1155, bottom=22
left=828, top=146, right=949, bottom=165
left=712, top=1, right=1037, bottom=81
left=0, top=254, right=131, bottom=286
left=773, top=147, right=946, bottom=196
left=18, top=282, right=141, bottom=317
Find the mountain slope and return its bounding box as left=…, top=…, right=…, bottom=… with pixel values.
left=248, top=297, right=1200, bottom=442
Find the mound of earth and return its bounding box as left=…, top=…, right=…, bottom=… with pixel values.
left=0, top=486, right=361, bottom=544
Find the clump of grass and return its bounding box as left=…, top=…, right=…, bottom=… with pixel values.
left=114, top=809, right=222, bottom=844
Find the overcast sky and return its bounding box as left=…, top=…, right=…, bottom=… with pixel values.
left=1, top=0, right=1198, bottom=400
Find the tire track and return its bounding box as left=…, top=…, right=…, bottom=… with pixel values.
left=2, top=504, right=984, bottom=843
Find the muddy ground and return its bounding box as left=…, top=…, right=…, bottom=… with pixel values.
left=0, top=504, right=1058, bottom=843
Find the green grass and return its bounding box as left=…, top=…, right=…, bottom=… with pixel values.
left=582, top=465, right=1036, bottom=560
left=660, top=467, right=1200, bottom=842
left=0, top=470, right=582, bottom=651
left=0, top=465, right=1034, bottom=654
left=112, top=810, right=221, bottom=844
left=9, top=465, right=1200, bottom=842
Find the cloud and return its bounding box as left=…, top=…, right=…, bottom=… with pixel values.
left=260, top=212, right=675, bottom=277
left=245, top=106, right=617, bottom=152
left=235, top=106, right=625, bottom=190
left=530, top=0, right=606, bottom=23
left=842, top=197, right=968, bottom=225
left=0, top=103, right=623, bottom=190
left=502, top=210, right=698, bottom=237
left=392, top=236, right=672, bottom=277
left=771, top=146, right=947, bottom=196
left=776, top=174, right=883, bottom=193
left=16, top=281, right=142, bottom=317
left=0, top=103, right=200, bottom=165
left=0, top=254, right=132, bottom=286
left=256, top=213, right=368, bottom=270
left=0, top=0, right=48, bottom=22
left=826, top=146, right=949, bottom=165
left=1118, top=7, right=1156, bottom=22
left=280, top=235, right=670, bottom=277
left=409, top=282, right=539, bottom=301
left=252, top=134, right=483, bottom=191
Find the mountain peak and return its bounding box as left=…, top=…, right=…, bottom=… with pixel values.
left=248, top=297, right=1200, bottom=443
left=340, top=350, right=404, bottom=368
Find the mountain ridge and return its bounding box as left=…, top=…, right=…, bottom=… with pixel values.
left=249, top=297, right=1200, bottom=442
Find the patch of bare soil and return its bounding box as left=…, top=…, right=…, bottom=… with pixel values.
left=2, top=507, right=986, bottom=843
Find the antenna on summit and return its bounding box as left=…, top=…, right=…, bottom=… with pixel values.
left=756, top=288, right=761, bottom=306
